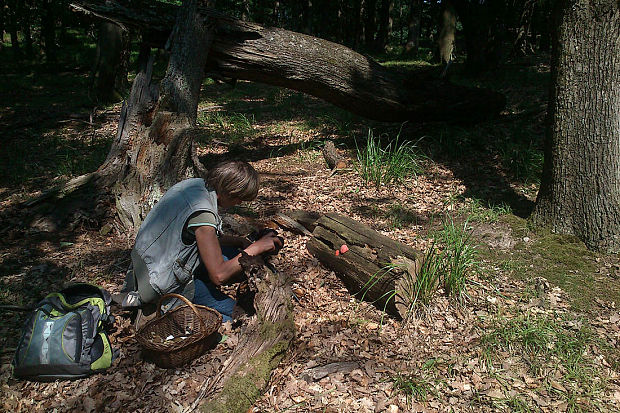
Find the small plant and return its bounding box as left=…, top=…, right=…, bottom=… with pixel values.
left=198, top=111, right=254, bottom=142
left=392, top=372, right=436, bottom=403
left=437, top=217, right=477, bottom=300
left=480, top=313, right=607, bottom=400
left=356, top=128, right=424, bottom=187
left=467, top=198, right=512, bottom=223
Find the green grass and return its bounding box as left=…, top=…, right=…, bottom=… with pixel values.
left=356, top=128, right=424, bottom=188
left=437, top=217, right=477, bottom=300
left=466, top=198, right=512, bottom=223
left=197, top=111, right=255, bottom=143
left=481, top=313, right=608, bottom=404
left=392, top=372, right=437, bottom=404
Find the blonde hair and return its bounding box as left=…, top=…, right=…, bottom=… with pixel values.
left=205, top=161, right=259, bottom=201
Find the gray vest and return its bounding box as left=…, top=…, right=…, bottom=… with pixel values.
left=130, top=178, right=222, bottom=305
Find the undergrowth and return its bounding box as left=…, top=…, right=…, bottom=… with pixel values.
left=356, top=128, right=424, bottom=187
left=481, top=312, right=609, bottom=408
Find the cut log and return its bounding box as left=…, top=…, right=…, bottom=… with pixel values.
left=70, top=0, right=506, bottom=123
left=195, top=253, right=294, bottom=413
left=322, top=141, right=347, bottom=170
left=306, top=213, right=422, bottom=318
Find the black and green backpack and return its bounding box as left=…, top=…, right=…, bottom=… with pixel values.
left=13, top=283, right=117, bottom=381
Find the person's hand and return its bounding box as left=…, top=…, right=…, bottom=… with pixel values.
left=246, top=232, right=284, bottom=256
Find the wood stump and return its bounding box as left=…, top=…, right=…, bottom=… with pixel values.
left=198, top=253, right=294, bottom=412
left=306, top=213, right=422, bottom=319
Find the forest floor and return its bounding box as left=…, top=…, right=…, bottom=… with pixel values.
left=1, top=52, right=620, bottom=412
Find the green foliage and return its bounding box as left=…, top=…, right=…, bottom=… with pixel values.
left=466, top=198, right=512, bottom=223
left=436, top=217, right=477, bottom=300
left=356, top=128, right=424, bottom=187
left=481, top=313, right=607, bottom=399
left=360, top=216, right=477, bottom=320
left=497, top=139, right=544, bottom=184
left=198, top=111, right=255, bottom=143
left=392, top=372, right=437, bottom=403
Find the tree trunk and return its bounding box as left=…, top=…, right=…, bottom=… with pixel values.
left=438, top=0, right=456, bottom=64
left=7, top=0, right=21, bottom=59
left=91, top=21, right=128, bottom=103
left=197, top=254, right=294, bottom=412
left=70, top=0, right=505, bottom=123
left=375, top=0, right=393, bottom=51
left=41, top=0, right=57, bottom=63
left=307, top=213, right=422, bottom=318
left=353, top=0, right=363, bottom=48
left=405, top=0, right=422, bottom=53
left=98, top=0, right=213, bottom=233
left=301, top=0, right=312, bottom=34
left=364, top=0, right=377, bottom=47
left=532, top=0, right=620, bottom=253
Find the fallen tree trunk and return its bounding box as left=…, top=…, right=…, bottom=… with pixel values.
left=196, top=254, right=294, bottom=413
left=70, top=0, right=505, bottom=122
left=306, top=213, right=422, bottom=319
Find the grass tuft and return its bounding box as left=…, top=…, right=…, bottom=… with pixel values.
left=356, top=128, right=424, bottom=187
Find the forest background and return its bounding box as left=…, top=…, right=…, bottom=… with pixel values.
left=1, top=0, right=620, bottom=412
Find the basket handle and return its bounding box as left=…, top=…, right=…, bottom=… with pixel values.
left=156, top=293, right=207, bottom=335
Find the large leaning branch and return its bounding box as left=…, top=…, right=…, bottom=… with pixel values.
left=70, top=0, right=505, bottom=122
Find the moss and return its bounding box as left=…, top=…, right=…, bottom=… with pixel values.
left=477, top=215, right=620, bottom=313
left=200, top=339, right=290, bottom=413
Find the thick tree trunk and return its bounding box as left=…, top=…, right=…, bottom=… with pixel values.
left=91, top=21, right=129, bottom=103
left=41, top=0, right=57, bottom=62
left=438, top=0, right=456, bottom=64
left=375, top=0, right=393, bottom=51
left=98, top=0, right=213, bottom=233
left=307, top=213, right=422, bottom=318
left=70, top=0, right=505, bottom=123
left=364, top=0, right=377, bottom=47
left=405, top=0, right=422, bottom=54
left=453, top=0, right=505, bottom=75
left=532, top=0, right=620, bottom=253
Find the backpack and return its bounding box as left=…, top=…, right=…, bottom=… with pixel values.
left=12, top=283, right=117, bottom=381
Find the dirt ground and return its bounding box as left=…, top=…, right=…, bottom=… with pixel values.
left=1, top=78, right=620, bottom=412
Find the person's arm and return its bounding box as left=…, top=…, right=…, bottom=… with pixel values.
left=219, top=234, right=252, bottom=249
left=195, top=226, right=282, bottom=286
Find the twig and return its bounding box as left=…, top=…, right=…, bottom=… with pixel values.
left=0, top=305, right=32, bottom=311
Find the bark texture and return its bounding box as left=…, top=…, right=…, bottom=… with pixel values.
left=198, top=254, right=294, bottom=413
left=70, top=0, right=505, bottom=123
left=532, top=0, right=620, bottom=252
left=97, top=0, right=213, bottom=233
left=91, top=21, right=129, bottom=103
left=438, top=0, right=456, bottom=64
left=307, top=213, right=422, bottom=318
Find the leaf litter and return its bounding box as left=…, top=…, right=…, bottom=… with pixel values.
left=1, top=106, right=619, bottom=413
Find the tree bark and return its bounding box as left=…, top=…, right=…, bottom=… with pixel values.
left=375, top=0, right=393, bottom=51
left=41, top=0, right=57, bottom=63
left=405, top=0, right=422, bottom=54
left=97, top=0, right=213, bottom=233
left=532, top=0, right=620, bottom=253
left=71, top=0, right=505, bottom=123
left=438, top=0, right=456, bottom=64
left=91, top=21, right=129, bottom=103
left=322, top=141, right=347, bottom=170
left=306, top=213, right=422, bottom=318
left=364, top=0, right=377, bottom=47
left=197, top=254, right=294, bottom=412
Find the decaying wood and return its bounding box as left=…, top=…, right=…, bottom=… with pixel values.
left=194, top=253, right=294, bottom=413
left=322, top=141, right=347, bottom=170
left=70, top=0, right=505, bottom=123
left=301, top=361, right=360, bottom=382
left=306, top=213, right=422, bottom=318
left=280, top=210, right=322, bottom=233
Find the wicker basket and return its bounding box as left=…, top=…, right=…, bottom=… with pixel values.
left=136, top=293, right=222, bottom=369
